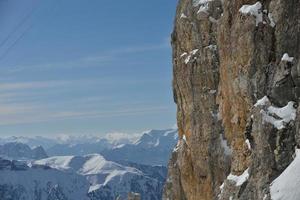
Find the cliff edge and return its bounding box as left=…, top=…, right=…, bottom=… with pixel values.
left=164, top=0, right=300, bottom=199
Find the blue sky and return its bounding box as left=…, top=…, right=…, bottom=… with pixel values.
left=0, top=0, right=177, bottom=137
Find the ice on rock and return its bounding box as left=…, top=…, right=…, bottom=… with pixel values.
left=192, top=0, right=213, bottom=14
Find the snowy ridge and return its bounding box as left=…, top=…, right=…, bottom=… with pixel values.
left=102, top=129, right=178, bottom=166
left=34, top=154, right=139, bottom=176
left=34, top=154, right=164, bottom=200
left=0, top=158, right=89, bottom=200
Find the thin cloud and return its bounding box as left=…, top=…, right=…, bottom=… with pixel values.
left=3, top=41, right=170, bottom=74
left=0, top=105, right=172, bottom=126
left=0, top=80, right=69, bottom=91
left=0, top=103, right=37, bottom=115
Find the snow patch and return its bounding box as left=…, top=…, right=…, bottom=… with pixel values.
left=239, top=2, right=263, bottom=26
left=191, top=49, right=199, bottom=55
left=182, top=49, right=199, bottom=64
left=173, top=140, right=181, bottom=152
left=255, top=96, right=296, bottom=130
left=193, top=0, right=212, bottom=7
left=261, top=102, right=296, bottom=130
left=281, top=53, right=294, bottom=62
left=227, top=168, right=249, bottom=186
left=270, top=149, right=300, bottom=200
left=180, top=13, right=187, bottom=19
left=209, top=89, right=217, bottom=94
left=197, top=4, right=209, bottom=14
left=185, top=55, right=192, bottom=64
left=254, top=96, right=270, bottom=107
left=180, top=52, right=188, bottom=58
left=245, top=139, right=251, bottom=150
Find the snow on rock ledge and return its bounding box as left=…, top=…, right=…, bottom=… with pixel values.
left=254, top=96, right=297, bottom=130
left=239, top=2, right=263, bottom=26
left=227, top=168, right=249, bottom=186
left=254, top=96, right=270, bottom=107
left=281, top=53, right=294, bottom=62
left=192, top=0, right=212, bottom=7
left=181, top=49, right=199, bottom=64
left=270, top=149, right=300, bottom=200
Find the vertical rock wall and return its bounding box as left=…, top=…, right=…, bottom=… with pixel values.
left=164, top=0, right=300, bottom=199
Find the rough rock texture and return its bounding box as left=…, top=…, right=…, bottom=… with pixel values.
left=127, top=192, right=141, bottom=200
left=164, top=0, right=300, bottom=199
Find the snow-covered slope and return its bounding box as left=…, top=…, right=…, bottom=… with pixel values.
left=34, top=154, right=164, bottom=200
left=0, top=142, right=48, bottom=160
left=270, top=149, right=300, bottom=200
left=101, top=129, right=178, bottom=166
left=0, top=158, right=89, bottom=200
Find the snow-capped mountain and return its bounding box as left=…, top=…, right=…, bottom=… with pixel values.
left=0, top=129, right=176, bottom=199
left=0, top=142, right=48, bottom=160
left=0, top=158, right=89, bottom=200
left=0, top=136, right=57, bottom=149
left=0, top=133, right=140, bottom=156
left=101, top=129, right=178, bottom=166
left=34, top=154, right=165, bottom=200
left=46, top=139, right=113, bottom=156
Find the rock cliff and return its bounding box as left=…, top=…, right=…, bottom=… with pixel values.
left=164, top=0, right=300, bottom=199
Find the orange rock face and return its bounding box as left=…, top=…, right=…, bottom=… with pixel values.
left=164, top=0, right=300, bottom=199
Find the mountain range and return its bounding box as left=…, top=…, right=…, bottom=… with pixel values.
left=102, top=129, right=178, bottom=166
left=0, top=129, right=177, bottom=200
left=0, top=142, right=48, bottom=160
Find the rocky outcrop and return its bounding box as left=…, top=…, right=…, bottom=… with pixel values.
left=128, top=192, right=141, bottom=200
left=164, top=0, right=300, bottom=199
